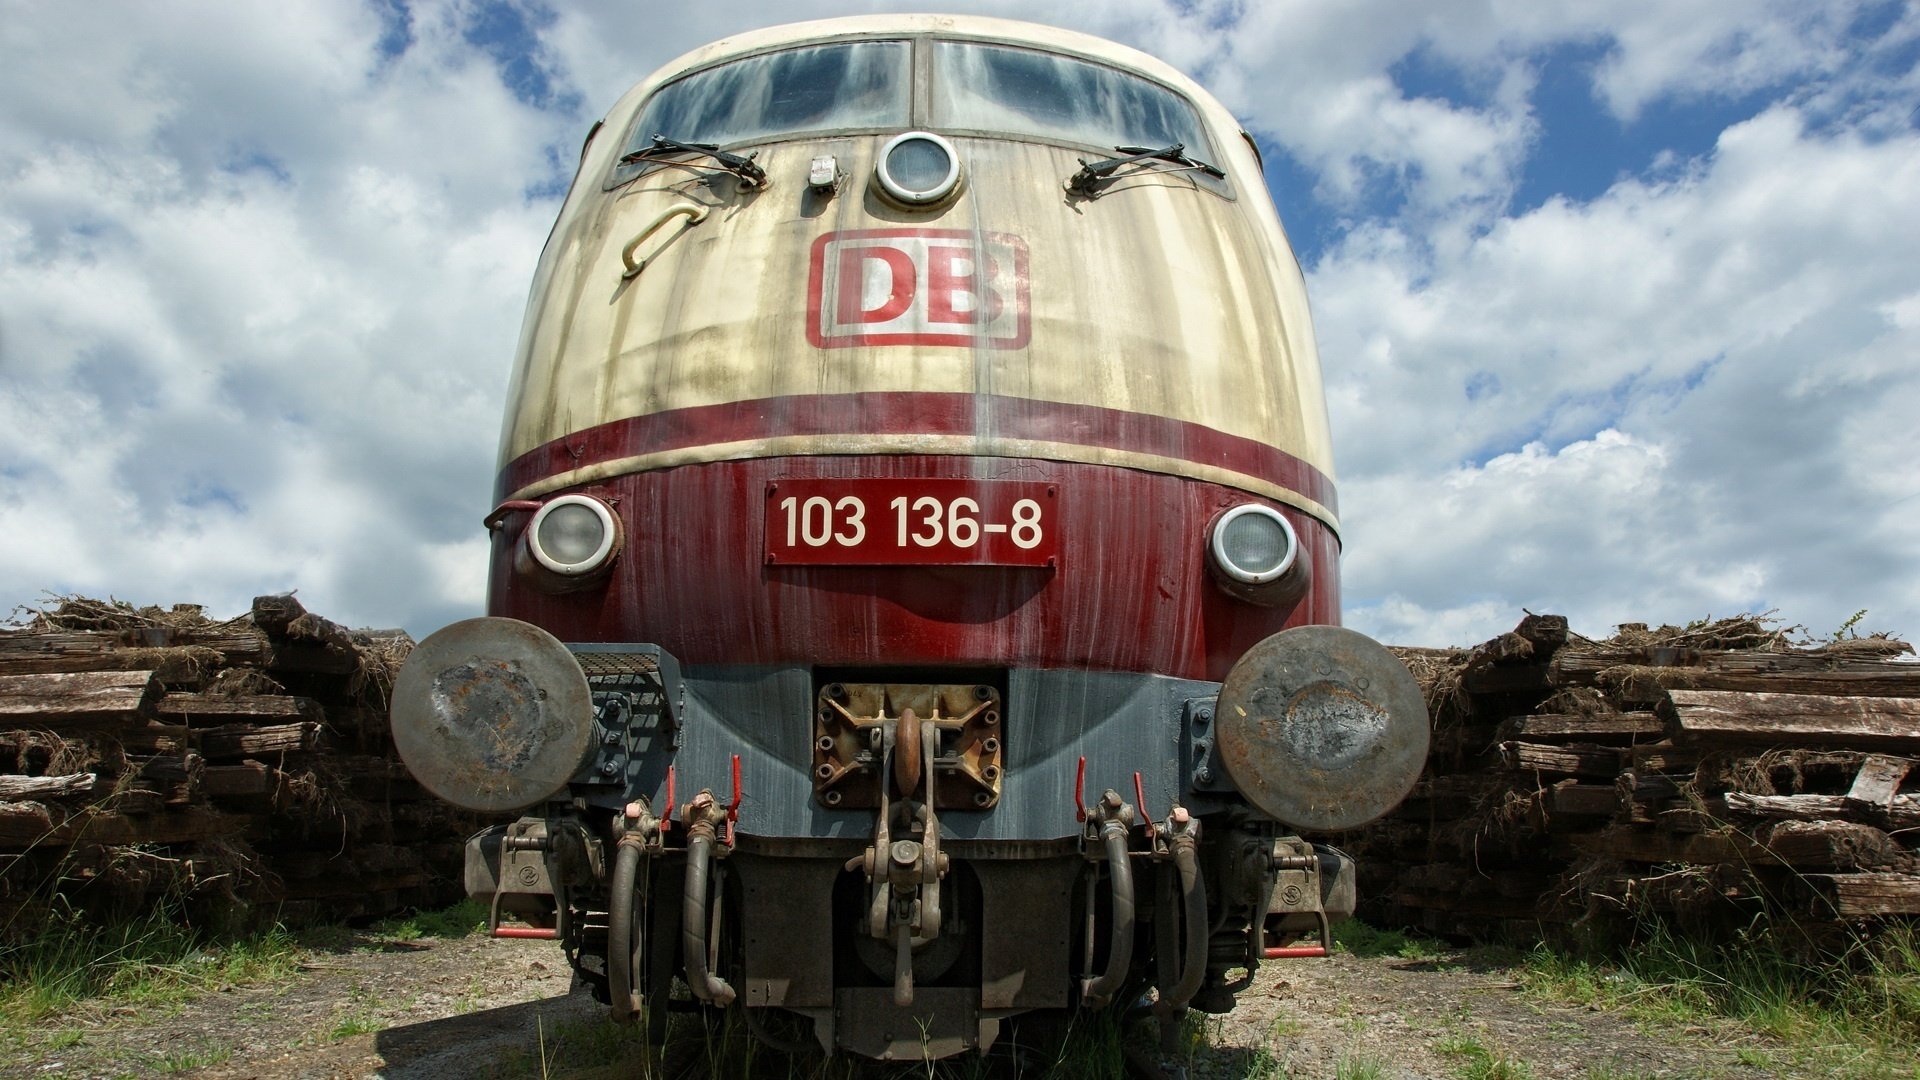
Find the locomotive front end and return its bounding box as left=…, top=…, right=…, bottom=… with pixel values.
left=391, top=16, right=1427, bottom=1061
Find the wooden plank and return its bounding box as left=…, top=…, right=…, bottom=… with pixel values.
left=1846, top=755, right=1914, bottom=812
left=1513, top=614, right=1570, bottom=653
left=1759, top=820, right=1902, bottom=869
left=1726, top=791, right=1920, bottom=828
left=0, top=800, right=55, bottom=846
left=0, top=772, right=97, bottom=799
left=1511, top=711, right=1665, bottom=742
left=1573, top=822, right=1901, bottom=869
left=1806, top=874, right=1920, bottom=916
left=154, top=693, right=322, bottom=723
left=1546, top=780, right=1620, bottom=817
left=0, top=627, right=270, bottom=677
left=202, top=760, right=274, bottom=797
left=0, top=670, right=157, bottom=725
left=1667, top=691, right=1920, bottom=749
left=1464, top=664, right=1551, bottom=695
left=195, top=722, right=318, bottom=760
left=1499, top=742, right=1627, bottom=778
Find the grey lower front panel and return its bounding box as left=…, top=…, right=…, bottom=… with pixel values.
left=582, top=664, right=1220, bottom=841
left=731, top=850, right=1081, bottom=1013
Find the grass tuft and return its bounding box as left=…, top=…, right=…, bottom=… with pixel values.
left=1524, top=917, right=1920, bottom=1074
left=0, top=902, right=301, bottom=1029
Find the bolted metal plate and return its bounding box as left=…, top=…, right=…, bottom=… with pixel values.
left=391, top=617, right=593, bottom=813
left=1216, top=625, right=1429, bottom=832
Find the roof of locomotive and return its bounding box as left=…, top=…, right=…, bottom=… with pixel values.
left=603, top=15, right=1243, bottom=145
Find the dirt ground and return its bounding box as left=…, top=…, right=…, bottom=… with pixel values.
left=3, top=930, right=1812, bottom=1080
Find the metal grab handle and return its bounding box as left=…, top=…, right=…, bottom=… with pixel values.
left=620, top=203, right=708, bottom=279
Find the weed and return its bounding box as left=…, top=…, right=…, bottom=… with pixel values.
left=1435, top=1031, right=1532, bottom=1080
left=1524, top=918, right=1920, bottom=1076
left=1333, top=1048, right=1387, bottom=1080
left=1335, top=920, right=1447, bottom=962
left=370, top=898, right=489, bottom=943
left=147, top=1040, right=234, bottom=1073
left=329, top=1007, right=385, bottom=1040
left=0, top=902, right=302, bottom=1029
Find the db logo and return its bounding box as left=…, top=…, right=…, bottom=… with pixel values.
left=807, top=229, right=1030, bottom=349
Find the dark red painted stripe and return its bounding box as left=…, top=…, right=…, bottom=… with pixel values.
left=496, top=392, right=1338, bottom=516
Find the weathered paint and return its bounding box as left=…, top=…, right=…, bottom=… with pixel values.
left=499, top=15, right=1335, bottom=530
left=489, top=455, right=1335, bottom=683
left=493, top=15, right=1343, bottom=684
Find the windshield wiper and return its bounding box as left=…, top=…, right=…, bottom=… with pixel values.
left=621, top=134, right=768, bottom=189
left=1066, top=143, right=1225, bottom=198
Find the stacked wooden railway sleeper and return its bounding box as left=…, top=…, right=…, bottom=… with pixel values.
left=0, top=595, right=477, bottom=937
left=1345, top=613, right=1920, bottom=941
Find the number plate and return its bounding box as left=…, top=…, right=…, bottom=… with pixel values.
left=765, top=479, right=1058, bottom=567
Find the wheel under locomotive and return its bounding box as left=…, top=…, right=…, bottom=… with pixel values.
left=390, top=16, right=1429, bottom=1062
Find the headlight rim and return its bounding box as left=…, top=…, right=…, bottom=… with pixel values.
left=874, top=130, right=962, bottom=207
left=1208, top=503, right=1300, bottom=585
left=527, top=493, right=621, bottom=576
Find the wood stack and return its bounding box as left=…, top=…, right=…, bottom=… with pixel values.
left=1343, top=614, right=1920, bottom=940
left=0, top=596, right=478, bottom=934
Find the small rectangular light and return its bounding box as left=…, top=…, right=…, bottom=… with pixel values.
left=808, top=155, right=839, bottom=191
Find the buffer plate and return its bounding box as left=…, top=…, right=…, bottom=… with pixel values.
left=1215, top=625, right=1429, bottom=831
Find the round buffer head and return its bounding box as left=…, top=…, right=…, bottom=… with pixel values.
left=1215, top=624, right=1430, bottom=832
left=390, top=616, right=594, bottom=813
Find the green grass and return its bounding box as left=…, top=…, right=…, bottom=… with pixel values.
left=1334, top=920, right=1448, bottom=962
left=1333, top=1049, right=1389, bottom=1080
left=147, top=1040, right=234, bottom=1073
left=368, top=898, right=489, bottom=943
left=1523, top=919, right=1920, bottom=1078
left=0, top=903, right=303, bottom=1030
left=1434, top=1031, right=1532, bottom=1080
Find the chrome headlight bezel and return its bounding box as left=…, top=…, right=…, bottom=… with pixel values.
left=1208, top=503, right=1300, bottom=585
left=874, top=131, right=962, bottom=207
left=526, top=494, right=621, bottom=577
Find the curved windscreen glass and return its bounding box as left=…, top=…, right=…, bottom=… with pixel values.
left=931, top=42, right=1211, bottom=156
left=620, top=41, right=910, bottom=158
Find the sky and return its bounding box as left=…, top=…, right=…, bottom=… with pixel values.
left=3, top=0, right=1918, bottom=648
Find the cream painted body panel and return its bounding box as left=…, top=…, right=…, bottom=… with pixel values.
left=499, top=16, right=1336, bottom=527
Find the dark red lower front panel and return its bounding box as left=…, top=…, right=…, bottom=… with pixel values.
left=489, top=456, right=1339, bottom=683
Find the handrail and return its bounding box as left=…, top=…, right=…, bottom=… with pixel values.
left=620, top=203, right=708, bottom=280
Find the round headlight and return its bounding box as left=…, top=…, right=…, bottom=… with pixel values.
left=528, top=495, right=620, bottom=576
left=1209, top=504, right=1298, bottom=584
left=875, top=131, right=961, bottom=206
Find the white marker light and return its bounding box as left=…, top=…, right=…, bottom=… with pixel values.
left=874, top=131, right=961, bottom=206
left=527, top=494, right=620, bottom=576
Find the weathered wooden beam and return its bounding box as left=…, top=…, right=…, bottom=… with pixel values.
left=1725, top=791, right=1920, bottom=828
left=1500, top=741, right=1627, bottom=778
left=0, top=773, right=96, bottom=799
left=154, top=693, right=323, bottom=724
left=1846, top=755, right=1914, bottom=812
left=0, top=670, right=157, bottom=726
left=195, top=722, right=319, bottom=760
left=1667, top=691, right=1920, bottom=749
left=1574, top=820, right=1902, bottom=869
left=1510, top=711, right=1665, bottom=742
left=1805, top=873, right=1920, bottom=916
left=1546, top=780, right=1620, bottom=817
left=0, top=800, right=55, bottom=846
left=202, top=760, right=275, bottom=797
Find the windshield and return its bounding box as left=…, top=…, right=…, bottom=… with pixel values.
left=619, top=40, right=911, bottom=160
left=931, top=42, right=1211, bottom=157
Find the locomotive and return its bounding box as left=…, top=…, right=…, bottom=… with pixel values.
left=391, top=15, right=1428, bottom=1062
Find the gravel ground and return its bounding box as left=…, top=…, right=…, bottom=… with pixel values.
left=2, top=931, right=1812, bottom=1080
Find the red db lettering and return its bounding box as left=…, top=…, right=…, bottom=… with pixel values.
left=835, top=246, right=916, bottom=325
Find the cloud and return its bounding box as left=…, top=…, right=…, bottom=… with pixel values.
left=1326, top=105, right=1920, bottom=643
left=0, top=0, right=561, bottom=629
left=3, top=0, right=1916, bottom=651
